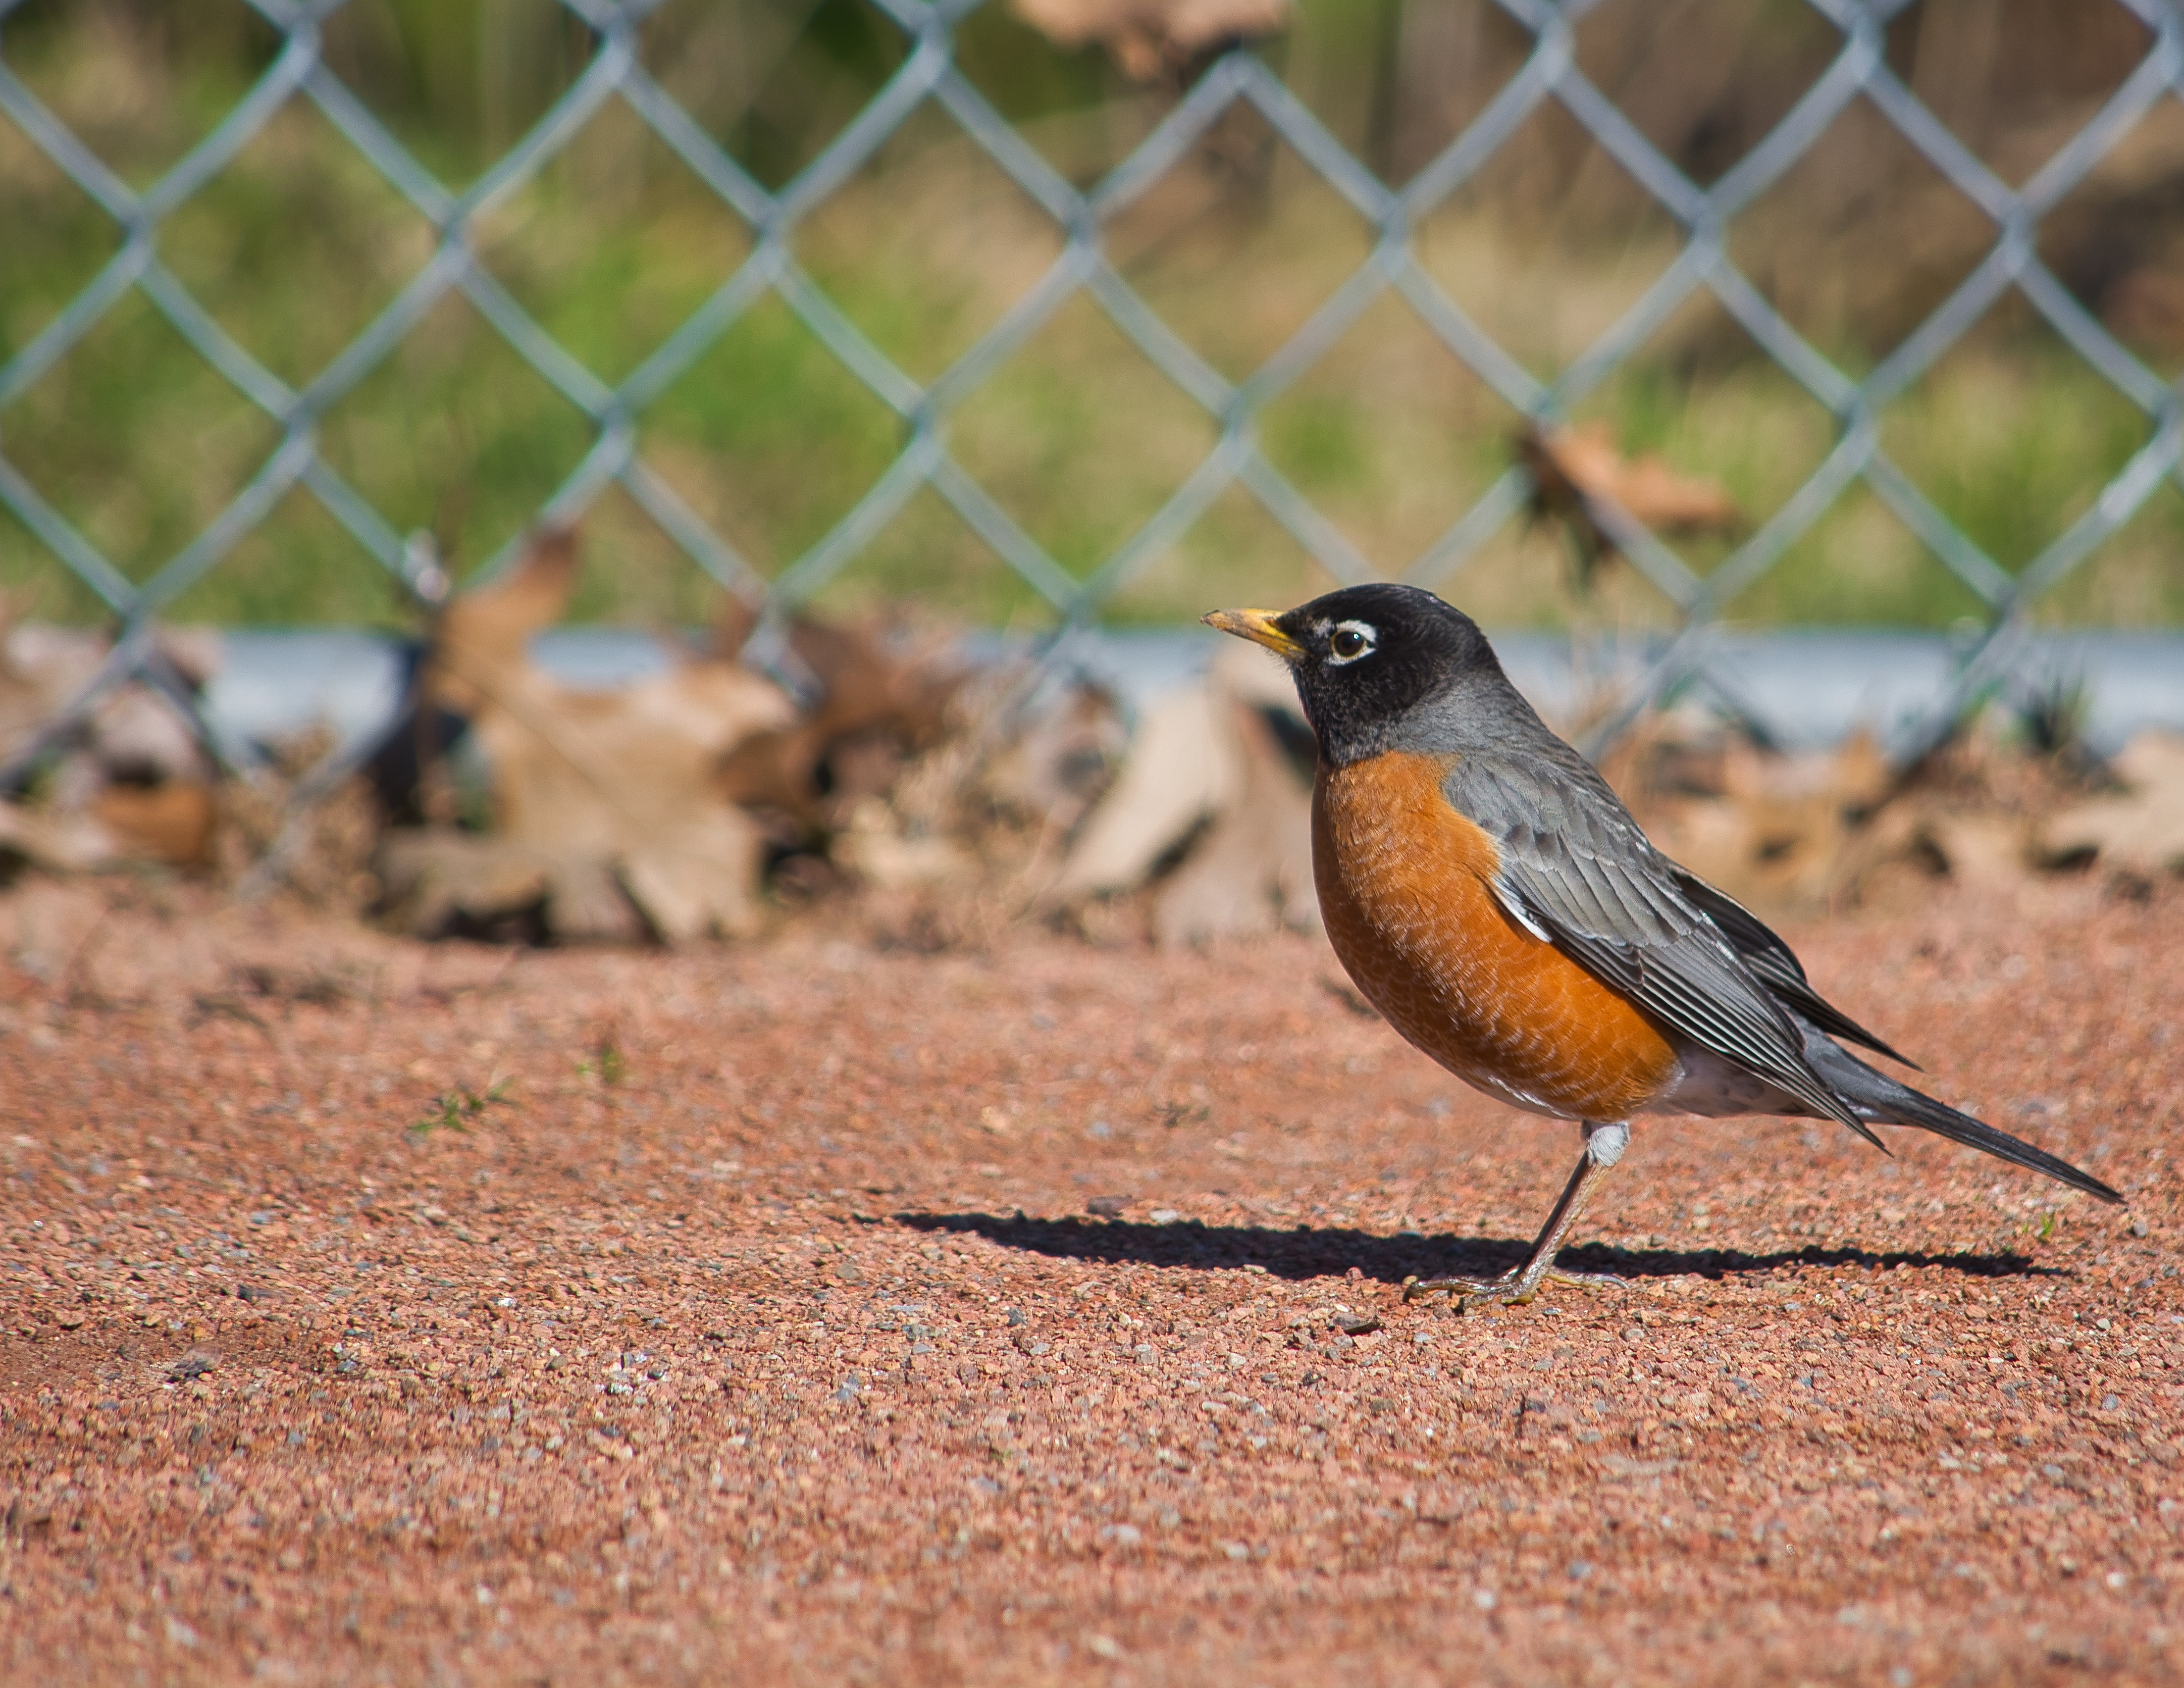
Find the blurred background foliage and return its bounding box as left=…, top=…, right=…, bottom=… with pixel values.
left=1, top=0, right=2180, bottom=634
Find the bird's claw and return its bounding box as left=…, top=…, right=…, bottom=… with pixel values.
left=1401, top=1266, right=1535, bottom=1308
left=1401, top=1264, right=1621, bottom=1309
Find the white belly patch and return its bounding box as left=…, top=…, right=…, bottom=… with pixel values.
left=1646, top=1044, right=1804, bottom=1120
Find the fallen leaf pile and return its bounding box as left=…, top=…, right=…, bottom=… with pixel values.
left=376, top=529, right=794, bottom=944
left=368, top=526, right=1127, bottom=950
left=1038, top=637, right=2184, bottom=940
left=1053, top=675, right=2184, bottom=943
left=1602, top=715, right=2184, bottom=919
left=3, top=522, right=2181, bottom=948
left=1599, top=723, right=1897, bottom=913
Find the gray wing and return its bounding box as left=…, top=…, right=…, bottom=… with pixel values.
left=1664, top=865, right=1915, bottom=1067
left=1443, top=752, right=1879, bottom=1141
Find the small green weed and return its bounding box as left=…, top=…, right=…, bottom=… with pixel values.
left=578, top=1037, right=626, bottom=1086
left=412, top=1077, right=510, bottom=1137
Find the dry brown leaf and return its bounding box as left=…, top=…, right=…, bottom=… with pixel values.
left=1048, top=682, right=1240, bottom=904
left=1523, top=420, right=1741, bottom=528
left=0, top=617, right=104, bottom=758
left=1519, top=421, right=1740, bottom=582
left=1042, top=652, right=1312, bottom=946
left=833, top=798, right=974, bottom=893
left=0, top=615, right=215, bottom=787
left=375, top=830, right=553, bottom=938
left=0, top=605, right=221, bottom=875
left=90, top=781, right=218, bottom=870
left=1151, top=695, right=1315, bottom=947
left=469, top=669, right=789, bottom=942
left=374, top=830, right=645, bottom=944
left=406, top=527, right=795, bottom=944
left=1623, top=731, right=1898, bottom=915
left=612, top=812, right=777, bottom=946
left=978, top=681, right=1125, bottom=834
left=87, top=685, right=209, bottom=788
left=0, top=799, right=120, bottom=875
left=715, top=615, right=962, bottom=828
left=424, top=526, right=581, bottom=719
left=1785, top=794, right=1926, bottom=906
left=1916, top=810, right=2034, bottom=892
left=2043, top=730, right=2184, bottom=880
left=1012, top=0, right=1288, bottom=77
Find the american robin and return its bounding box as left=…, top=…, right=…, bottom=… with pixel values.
left=1205, top=583, right=2122, bottom=1307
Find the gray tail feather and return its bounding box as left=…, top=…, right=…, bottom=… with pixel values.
left=1800, top=1029, right=2123, bottom=1206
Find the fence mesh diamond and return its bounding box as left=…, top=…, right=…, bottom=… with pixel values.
left=2, top=0, right=2180, bottom=783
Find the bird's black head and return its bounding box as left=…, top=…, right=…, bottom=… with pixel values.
left=1204, top=583, right=1513, bottom=766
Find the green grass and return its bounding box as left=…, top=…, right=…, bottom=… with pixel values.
left=3, top=12, right=2180, bottom=635
left=411, top=1077, right=509, bottom=1138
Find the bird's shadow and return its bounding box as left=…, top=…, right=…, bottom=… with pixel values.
left=898, top=1212, right=2061, bottom=1285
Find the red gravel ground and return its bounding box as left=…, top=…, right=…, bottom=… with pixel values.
left=0, top=873, right=2178, bottom=1686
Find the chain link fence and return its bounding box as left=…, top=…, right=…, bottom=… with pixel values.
left=2, top=0, right=2181, bottom=785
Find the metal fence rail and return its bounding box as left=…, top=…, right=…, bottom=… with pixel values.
left=2, top=0, right=2181, bottom=781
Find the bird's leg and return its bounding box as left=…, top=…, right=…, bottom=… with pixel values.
left=1403, top=1122, right=1628, bottom=1308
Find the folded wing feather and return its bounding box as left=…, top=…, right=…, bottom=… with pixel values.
left=1447, top=753, right=1881, bottom=1143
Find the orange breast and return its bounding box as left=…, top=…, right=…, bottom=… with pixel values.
left=1313, top=751, right=1680, bottom=1123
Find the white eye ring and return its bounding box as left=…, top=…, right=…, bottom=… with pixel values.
left=1327, top=620, right=1377, bottom=664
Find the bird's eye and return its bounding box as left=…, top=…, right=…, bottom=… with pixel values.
left=1327, top=621, right=1376, bottom=663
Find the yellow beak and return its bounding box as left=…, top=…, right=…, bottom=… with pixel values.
left=1202, top=607, right=1303, bottom=660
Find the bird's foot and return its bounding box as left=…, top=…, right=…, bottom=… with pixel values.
left=1401, top=1261, right=1621, bottom=1309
